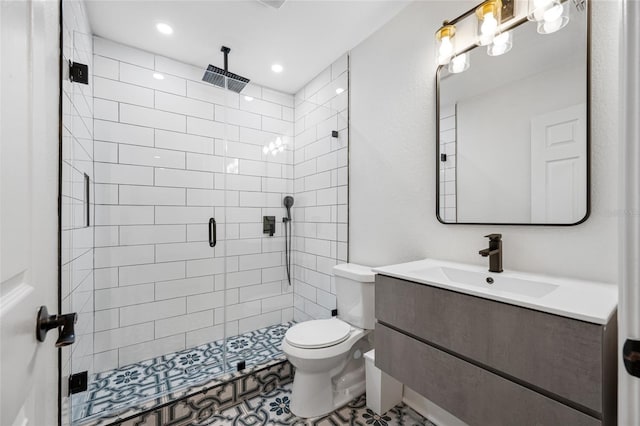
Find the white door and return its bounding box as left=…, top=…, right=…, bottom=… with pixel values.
left=530, top=103, right=587, bottom=223
left=1, top=0, right=61, bottom=425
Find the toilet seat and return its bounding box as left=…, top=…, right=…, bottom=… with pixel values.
left=285, top=319, right=351, bottom=349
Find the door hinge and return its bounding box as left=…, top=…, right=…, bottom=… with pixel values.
left=69, top=61, right=89, bottom=85
left=69, top=371, right=88, bottom=395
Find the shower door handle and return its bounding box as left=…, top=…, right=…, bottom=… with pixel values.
left=209, top=218, right=217, bottom=247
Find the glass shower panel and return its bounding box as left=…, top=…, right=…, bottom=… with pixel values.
left=63, top=19, right=95, bottom=424
left=221, top=80, right=296, bottom=373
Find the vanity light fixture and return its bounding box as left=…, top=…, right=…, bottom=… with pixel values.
left=153, top=72, right=164, bottom=80
left=448, top=52, right=470, bottom=73
left=527, top=0, right=570, bottom=34
left=435, top=24, right=456, bottom=65
left=476, top=0, right=502, bottom=46
left=487, top=31, right=513, bottom=56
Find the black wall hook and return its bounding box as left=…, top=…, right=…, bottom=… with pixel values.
left=36, top=306, right=77, bottom=347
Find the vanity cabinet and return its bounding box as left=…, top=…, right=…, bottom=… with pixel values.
left=375, top=274, right=617, bottom=426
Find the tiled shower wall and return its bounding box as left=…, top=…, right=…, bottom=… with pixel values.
left=92, top=37, right=295, bottom=372
left=292, top=54, right=349, bottom=321
left=61, top=0, right=94, bottom=418
left=439, top=104, right=456, bottom=222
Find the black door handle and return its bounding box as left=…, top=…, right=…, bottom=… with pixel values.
left=209, top=218, right=217, bottom=247
left=36, top=306, right=77, bottom=347
left=623, top=339, right=640, bottom=378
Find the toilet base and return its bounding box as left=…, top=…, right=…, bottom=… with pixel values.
left=288, top=337, right=371, bottom=418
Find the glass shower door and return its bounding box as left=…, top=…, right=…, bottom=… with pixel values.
left=220, top=78, right=295, bottom=374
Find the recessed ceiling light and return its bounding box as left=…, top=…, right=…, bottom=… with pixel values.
left=244, top=96, right=254, bottom=102
left=271, top=64, right=283, bottom=73
left=156, top=23, right=173, bottom=35
left=153, top=73, right=164, bottom=80
left=335, top=88, right=344, bottom=94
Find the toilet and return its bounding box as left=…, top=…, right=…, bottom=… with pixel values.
left=282, top=263, right=376, bottom=418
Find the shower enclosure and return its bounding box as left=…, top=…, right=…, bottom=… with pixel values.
left=60, top=1, right=349, bottom=424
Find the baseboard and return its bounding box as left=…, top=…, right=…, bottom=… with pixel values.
left=402, top=386, right=469, bottom=426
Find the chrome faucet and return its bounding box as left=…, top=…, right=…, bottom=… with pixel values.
left=479, top=234, right=503, bottom=273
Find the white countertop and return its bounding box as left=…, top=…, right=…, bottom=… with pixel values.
left=373, top=259, right=618, bottom=325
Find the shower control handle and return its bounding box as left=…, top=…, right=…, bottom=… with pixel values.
left=209, top=218, right=217, bottom=247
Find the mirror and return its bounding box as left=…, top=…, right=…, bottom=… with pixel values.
left=437, top=3, right=588, bottom=225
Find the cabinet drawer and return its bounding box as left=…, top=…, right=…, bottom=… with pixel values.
left=376, top=323, right=600, bottom=426
left=375, top=274, right=611, bottom=414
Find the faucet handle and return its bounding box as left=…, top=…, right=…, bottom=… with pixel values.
left=484, top=233, right=502, bottom=241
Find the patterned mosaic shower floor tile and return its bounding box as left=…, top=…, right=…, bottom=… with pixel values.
left=73, top=322, right=294, bottom=425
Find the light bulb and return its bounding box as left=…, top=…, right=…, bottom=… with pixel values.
left=279, top=146, right=284, bottom=152
left=481, top=14, right=498, bottom=35
left=276, top=137, right=282, bottom=146
left=263, top=146, right=269, bottom=154
left=271, top=150, right=277, bottom=157
left=542, top=18, right=563, bottom=33
left=269, top=142, right=275, bottom=150
left=543, top=4, right=563, bottom=21
left=488, top=31, right=512, bottom=56
left=533, top=0, right=553, bottom=9
left=449, top=54, right=469, bottom=74
left=440, top=36, right=453, bottom=57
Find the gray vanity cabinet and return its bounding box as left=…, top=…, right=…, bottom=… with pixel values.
left=375, top=275, right=617, bottom=426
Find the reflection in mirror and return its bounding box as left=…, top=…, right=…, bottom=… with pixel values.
left=437, top=2, right=588, bottom=225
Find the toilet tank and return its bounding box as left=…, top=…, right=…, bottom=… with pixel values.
left=333, top=263, right=376, bottom=329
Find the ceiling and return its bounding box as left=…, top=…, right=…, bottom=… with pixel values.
left=85, top=0, right=410, bottom=94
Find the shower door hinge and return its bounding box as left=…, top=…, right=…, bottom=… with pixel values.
left=68, top=371, right=88, bottom=395
left=69, top=61, right=89, bottom=85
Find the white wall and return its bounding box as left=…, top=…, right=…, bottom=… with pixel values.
left=293, top=54, right=349, bottom=321
left=91, top=38, right=295, bottom=372
left=350, top=0, right=619, bottom=283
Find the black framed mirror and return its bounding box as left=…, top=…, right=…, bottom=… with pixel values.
left=436, top=1, right=589, bottom=225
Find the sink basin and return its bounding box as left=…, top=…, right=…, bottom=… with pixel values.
left=410, top=266, right=558, bottom=298
left=373, top=259, right=617, bottom=324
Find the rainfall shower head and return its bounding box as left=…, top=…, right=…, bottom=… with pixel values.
left=202, top=46, right=250, bottom=94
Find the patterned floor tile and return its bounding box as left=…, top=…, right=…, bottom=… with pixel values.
left=205, top=384, right=434, bottom=426
left=73, top=322, right=294, bottom=426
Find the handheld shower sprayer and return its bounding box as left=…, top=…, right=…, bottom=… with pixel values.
left=283, top=196, right=294, bottom=221
left=283, top=196, right=294, bottom=286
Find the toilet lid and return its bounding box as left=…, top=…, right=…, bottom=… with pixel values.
left=285, top=319, right=352, bottom=349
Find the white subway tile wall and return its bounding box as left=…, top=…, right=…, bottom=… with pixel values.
left=61, top=1, right=94, bottom=422
left=439, top=104, right=457, bottom=222
left=292, top=54, right=349, bottom=321
left=92, top=37, right=295, bottom=372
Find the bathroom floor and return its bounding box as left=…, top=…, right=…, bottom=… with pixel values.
left=73, top=322, right=294, bottom=424
left=205, top=384, right=435, bottom=426
left=120, top=382, right=435, bottom=426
